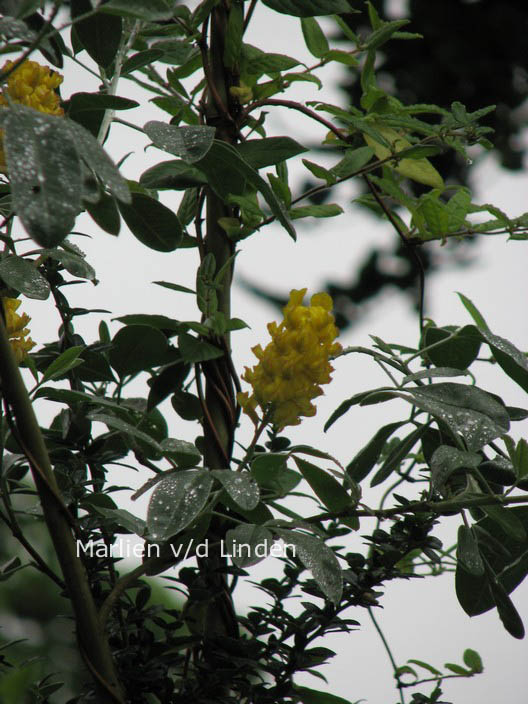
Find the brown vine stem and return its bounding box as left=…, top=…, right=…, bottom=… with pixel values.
left=241, top=98, right=348, bottom=141
left=307, top=492, right=528, bottom=524
left=0, top=315, right=124, bottom=703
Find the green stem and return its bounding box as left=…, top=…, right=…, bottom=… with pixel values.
left=368, top=607, right=405, bottom=704
left=0, top=316, right=124, bottom=703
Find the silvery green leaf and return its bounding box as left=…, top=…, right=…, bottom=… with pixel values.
left=5, top=106, right=82, bottom=247
left=146, top=470, right=213, bottom=542
left=144, top=122, right=216, bottom=163
left=276, top=528, right=342, bottom=604
left=212, top=470, right=260, bottom=510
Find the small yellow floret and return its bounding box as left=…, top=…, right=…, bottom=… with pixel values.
left=0, top=59, right=64, bottom=171
left=2, top=297, right=36, bottom=363
left=238, top=288, right=342, bottom=430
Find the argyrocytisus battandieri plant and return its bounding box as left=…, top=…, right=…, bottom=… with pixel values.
left=0, top=2, right=528, bottom=704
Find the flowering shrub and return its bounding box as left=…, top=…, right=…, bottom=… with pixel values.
left=0, top=3, right=527, bottom=704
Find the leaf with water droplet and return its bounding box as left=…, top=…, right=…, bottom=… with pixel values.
left=146, top=470, right=213, bottom=542
left=397, top=383, right=510, bottom=451
left=5, top=105, right=83, bottom=247
left=212, top=470, right=260, bottom=510
left=457, top=525, right=484, bottom=576
left=144, top=122, right=216, bottom=163
left=63, top=118, right=130, bottom=203
left=430, top=445, right=481, bottom=491
left=0, top=256, right=50, bottom=299
left=225, top=524, right=272, bottom=567
left=160, top=438, right=201, bottom=469
left=275, top=528, right=342, bottom=604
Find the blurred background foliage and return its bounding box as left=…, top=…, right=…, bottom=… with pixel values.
left=246, top=0, right=528, bottom=329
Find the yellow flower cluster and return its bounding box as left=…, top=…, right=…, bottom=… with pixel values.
left=2, top=297, right=36, bottom=363
left=0, top=59, right=64, bottom=171
left=239, top=289, right=342, bottom=430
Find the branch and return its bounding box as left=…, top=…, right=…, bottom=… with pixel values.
left=0, top=316, right=124, bottom=703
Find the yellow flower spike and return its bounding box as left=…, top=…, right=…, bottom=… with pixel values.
left=240, top=289, right=342, bottom=430
left=2, top=297, right=36, bottom=363
left=0, top=59, right=64, bottom=172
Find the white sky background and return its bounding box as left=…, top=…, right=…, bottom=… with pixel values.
left=14, top=1, right=528, bottom=702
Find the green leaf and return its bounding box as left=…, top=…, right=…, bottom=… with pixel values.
left=43, top=246, right=97, bottom=282
left=289, top=204, right=343, bottom=219
left=87, top=412, right=163, bottom=454
left=146, top=470, right=213, bottom=542
left=296, top=685, right=359, bottom=704
left=121, top=49, right=165, bottom=74
left=302, top=159, right=336, bottom=185
left=140, top=160, right=207, bottom=190
left=251, top=453, right=301, bottom=497
left=463, top=649, right=483, bottom=673
left=456, top=507, right=528, bottom=618
left=443, top=663, right=471, bottom=676
left=301, top=17, right=329, bottom=58
left=261, top=0, right=351, bottom=17
left=212, top=470, right=260, bottom=511
left=177, top=332, right=223, bottom=363
left=236, top=137, right=308, bottom=169
left=160, top=438, right=202, bottom=468
left=407, top=660, right=441, bottom=676
left=400, top=383, right=510, bottom=451
left=243, top=44, right=300, bottom=74
left=365, top=19, right=409, bottom=50
left=90, top=507, right=146, bottom=536
left=346, top=421, right=407, bottom=483
left=0, top=257, right=50, bottom=299
left=64, top=118, right=130, bottom=203
left=67, top=91, right=138, bottom=136
left=85, top=191, right=121, bottom=235
left=332, top=146, right=374, bottom=179
left=153, top=281, right=195, bottom=295
left=362, top=123, right=444, bottom=189
left=5, top=106, right=82, bottom=247
left=457, top=292, right=490, bottom=332
left=480, top=330, right=528, bottom=396
left=100, top=0, right=175, bottom=21
left=42, top=346, right=85, bottom=382
left=71, top=0, right=122, bottom=68
left=402, top=366, right=469, bottom=384
left=294, top=457, right=353, bottom=517
left=116, top=314, right=181, bottom=333
left=224, top=524, right=273, bottom=567
left=275, top=528, right=342, bottom=604
left=109, top=325, right=169, bottom=377
left=118, top=192, right=183, bottom=252
left=423, top=325, right=481, bottom=370
left=488, top=575, right=525, bottom=639
left=430, top=446, right=482, bottom=492
left=416, top=192, right=450, bottom=236
left=457, top=525, right=485, bottom=577
left=482, top=505, right=526, bottom=543
left=196, top=141, right=296, bottom=239
left=143, top=122, right=216, bottom=163
left=370, top=424, right=426, bottom=487
left=324, top=390, right=380, bottom=430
